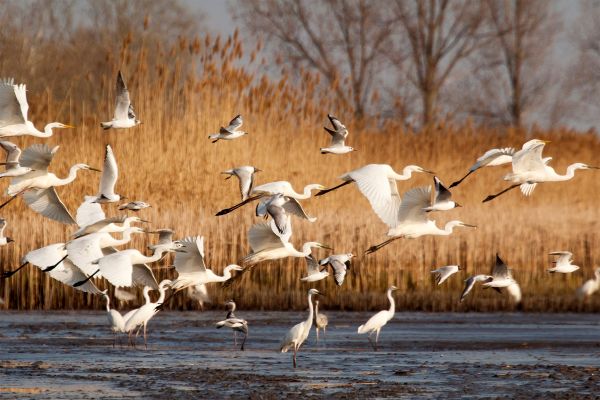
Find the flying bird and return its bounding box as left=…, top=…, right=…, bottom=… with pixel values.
left=300, top=255, right=329, bottom=283
left=422, top=177, right=461, bottom=212
left=209, top=114, right=247, bottom=142
left=118, top=201, right=151, bottom=211
left=91, top=145, right=122, bottom=203
left=100, top=71, right=141, bottom=129
left=319, top=253, right=353, bottom=286
left=576, top=268, right=600, bottom=300
left=221, top=166, right=261, bottom=201
left=320, top=114, right=354, bottom=154
left=431, top=265, right=461, bottom=285
left=460, top=274, right=493, bottom=302
left=548, top=251, right=579, bottom=274
left=481, top=254, right=521, bottom=303
left=0, top=141, right=32, bottom=178
left=0, top=78, right=74, bottom=137
left=449, top=147, right=515, bottom=188
left=280, top=288, right=321, bottom=368
left=357, top=286, right=397, bottom=351
left=255, top=193, right=316, bottom=234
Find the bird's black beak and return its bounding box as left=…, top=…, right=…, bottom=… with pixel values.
left=455, top=202, right=462, bottom=208
left=7, top=238, right=14, bottom=243
left=88, top=167, right=102, bottom=172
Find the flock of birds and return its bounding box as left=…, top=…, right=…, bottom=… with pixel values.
left=0, top=71, right=599, bottom=368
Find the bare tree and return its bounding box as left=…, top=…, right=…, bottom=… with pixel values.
left=232, top=0, right=395, bottom=118
left=392, top=0, right=490, bottom=127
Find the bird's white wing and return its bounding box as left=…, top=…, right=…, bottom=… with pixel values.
left=305, top=255, right=320, bottom=275
left=506, top=282, right=522, bottom=303
left=512, top=143, right=545, bottom=173
left=49, top=259, right=103, bottom=294
left=114, top=71, right=131, bottom=121
left=75, top=196, right=106, bottom=228
left=25, top=243, right=67, bottom=268
left=266, top=204, right=290, bottom=234
left=66, top=234, right=105, bottom=275
left=348, top=167, right=402, bottom=228
left=519, top=183, right=537, bottom=196
left=23, top=187, right=77, bottom=225
left=0, top=140, right=21, bottom=164
left=20, top=144, right=58, bottom=171
left=0, top=79, right=27, bottom=126
left=433, top=177, right=452, bottom=203
left=475, top=147, right=515, bottom=167
left=329, top=259, right=348, bottom=286
left=98, top=253, right=134, bottom=287
left=226, top=114, right=242, bottom=131
left=132, top=264, right=159, bottom=290
left=0, top=218, right=6, bottom=235
left=282, top=198, right=316, bottom=221
left=248, top=223, right=284, bottom=253
left=174, top=236, right=207, bottom=274
left=114, top=287, right=137, bottom=301
left=99, top=145, right=118, bottom=197
left=398, top=186, right=431, bottom=224
left=328, top=114, right=346, bottom=131
left=550, top=251, right=573, bottom=266
left=235, top=169, right=253, bottom=200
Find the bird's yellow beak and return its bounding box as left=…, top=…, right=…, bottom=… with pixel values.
left=63, top=124, right=75, bottom=129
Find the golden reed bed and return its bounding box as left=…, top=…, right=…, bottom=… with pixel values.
left=0, top=35, right=599, bottom=312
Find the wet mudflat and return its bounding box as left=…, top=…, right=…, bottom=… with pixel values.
left=0, top=311, right=599, bottom=399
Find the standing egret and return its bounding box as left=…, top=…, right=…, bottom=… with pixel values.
left=319, top=253, right=353, bottom=286
left=118, top=201, right=151, bottom=211
left=423, top=177, right=461, bottom=212
left=91, top=145, right=122, bottom=203
left=242, top=218, right=331, bottom=267
left=0, top=78, right=74, bottom=137
left=449, top=147, right=515, bottom=188
left=122, top=286, right=153, bottom=329
left=358, top=286, right=397, bottom=351
left=365, top=186, right=476, bottom=254
left=548, top=251, right=579, bottom=274
left=314, top=300, right=328, bottom=343
left=216, top=180, right=325, bottom=216
left=320, top=114, right=354, bottom=154
left=460, top=275, right=493, bottom=302
left=255, top=193, right=316, bottom=233
left=221, top=166, right=261, bottom=201
left=100, top=71, right=141, bottom=129
left=431, top=265, right=462, bottom=285
left=124, top=280, right=171, bottom=348
left=0, top=144, right=99, bottom=224
left=576, top=268, right=600, bottom=299
left=0, top=141, right=31, bottom=178
left=102, top=290, right=126, bottom=347
left=209, top=114, right=247, bottom=142
left=300, top=255, right=329, bottom=283
left=216, top=300, right=248, bottom=350
left=280, top=288, right=321, bottom=368
left=0, top=218, right=14, bottom=246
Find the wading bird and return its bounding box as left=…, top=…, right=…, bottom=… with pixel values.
left=102, top=290, right=126, bottom=347
left=300, top=255, right=329, bottom=283
left=280, top=288, right=321, bottom=368
left=576, top=268, right=600, bottom=299
left=124, top=280, right=171, bottom=348
left=216, top=180, right=325, bottom=216
left=357, top=286, right=397, bottom=351
left=100, top=71, right=140, bottom=129
left=209, top=114, right=247, bottom=142
left=0, top=141, right=31, bottom=178
left=90, top=145, right=122, bottom=203
left=118, top=201, right=151, bottom=211
left=423, top=177, right=461, bottom=212
left=365, top=186, right=475, bottom=254
left=216, top=300, right=248, bottom=350
left=431, top=265, right=461, bottom=285
left=319, top=253, right=353, bottom=286
left=221, top=166, right=261, bottom=201
left=314, top=300, right=328, bottom=343
left=0, top=144, right=99, bottom=224
left=0, top=218, right=13, bottom=246
left=0, top=78, right=73, bottom=137
left=548, top=251, right=579, bottom=274
left=320, top=114, right=354, bottom=154
left=242, top=218, right=331, bottom=267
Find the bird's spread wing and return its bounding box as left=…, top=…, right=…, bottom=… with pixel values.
left=282, top=197, right=316, bottom=222
left=330, top=131, right=346, bottom=147
left=0, top=218, right=6, bottom=235
left=73, top=216, right=126, bottom=238
left=76, top=196, right=106, bottom=228
left=235, top=169, right=254, bottom=200
left=114, top=287, right=137, bottom=301
left=66, top=234, right=105, bottom=274
left=512, top=143, right=545, bottom=173
left=329, top=259, right=348, bottom=286
left=25, top=243, right=67, bottom=268
left=460, top=276, right=477, bottom=301
left=98, top=252, right=134, bottom=287
left=550, top=251, right=572, bottom=265
left=132, top=264, right=159, bottom=289
left=174, top=236, right=207, bottom=274
left=0, top=140, right=20, bottom=164
left=99, top=145, right=118, bottom=197
left=328, top=114, right=345, bottom=131
left=20, top=144, right=58, bottom=171
left=492, top=255, right=510, bottom=278
left=266, top=204, right=289, bottom=234
left=475, top=147, right=515, bottom=168
left=0, top=79, right=27, bottom=126
left=434, top=177, right=452, bottom=203
left=519, top=183, right=537, bottom=196
left=24, top=187, right=76, bottom=225
left=226, top=114, right=242, bottom=131
left=156, top=229, right=175, bottom=245
left=507, top=282, right=522, bottom=302
left=348, top=167, right=402, bottom=228
left=50, top=259, right=102, bottom=294
left=248, top=223, right=283, bottom=253
left=305, top=255, right=320, bottom=274
left=398, top=186, right=431, bottom=224
left=114, top=71, right=131, bottom=121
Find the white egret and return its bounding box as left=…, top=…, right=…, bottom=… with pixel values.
left=450, top=147, right=515, bottom=188
left=102, top=290, right=126, bottom=347
left=431, top=265, right=461, bottom=285
left=118, top=201, right=151, bottom=211
left=209, top=114, right=247, bottom=142
left=365, top=186, right=476, bottom=254
left=256, top=193, right=316, bottom=233
left=483, top=140, right=599, bottom=202
left=0, top=218, right=13, bottom=246
left=169, top=236, right=244, bottom=292
left=280, top=288, right=321, bottom=368
left=319, top=253, right=353, bottom=286
left=576, top=268, right=600, bottom=300
left=0, top=141, right=31, bottom=178
left=242, top=218, right=331, bottom=267
left=320, top=114, right=354, bottom=154
left=122, top=286, right=153, bottom=327
left=216, top=180, right=325, bottom=216
left=300, top=255, right=329, bottom=283
left=357, top=286, right=397, bottom=351
left=548, top=251, right=579, bottom=274
left=0, top=144, right=100, bottom=224
left=423, top=177, right=461, bottom=212
left=91, top=145, right=122, bottom=203
left=73, top=211, right=147, bottom=238
left=100, top=71, right=141, bottom=129
left=460, top=274, right=493, bottom=302
left=314, top=300, right=328, bottom=343
left=216, top=300, right=248, bottom=350
left=0, top=78, right=74, bottom=137
left=222, top=166, right=261, bottom=201
left=124, top=280, right=171, bottom=348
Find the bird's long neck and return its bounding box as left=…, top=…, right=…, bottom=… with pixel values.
left=306, top=293, right=315, bottom=327
left=156, top=286, right=168, bottom=304
left=143, top=287, right=151, bottom=304
left=387, top=289, right=395, bottom=315
left=296, top=184, right=318, bottom=199
left=138, top=248, right=166, bottom=264
left=56, top=166, right=81, bottom=186
left=300, top=243, right=314, bottom=257
left=39, top=123, right=55, bottom=138
left=393, top=167, right=413, bottom=180
left=104, top=296, right=110, bottom=312
left=220, top=266, right=235, bottom=281
left=553, top=164, right=580, bottom=181
left=108, top=230, right=134, bottom=247
left=441, top=221, right=460, bottom=235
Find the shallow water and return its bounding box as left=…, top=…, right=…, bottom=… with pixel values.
left=1, top=311, right=599, bottom=399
